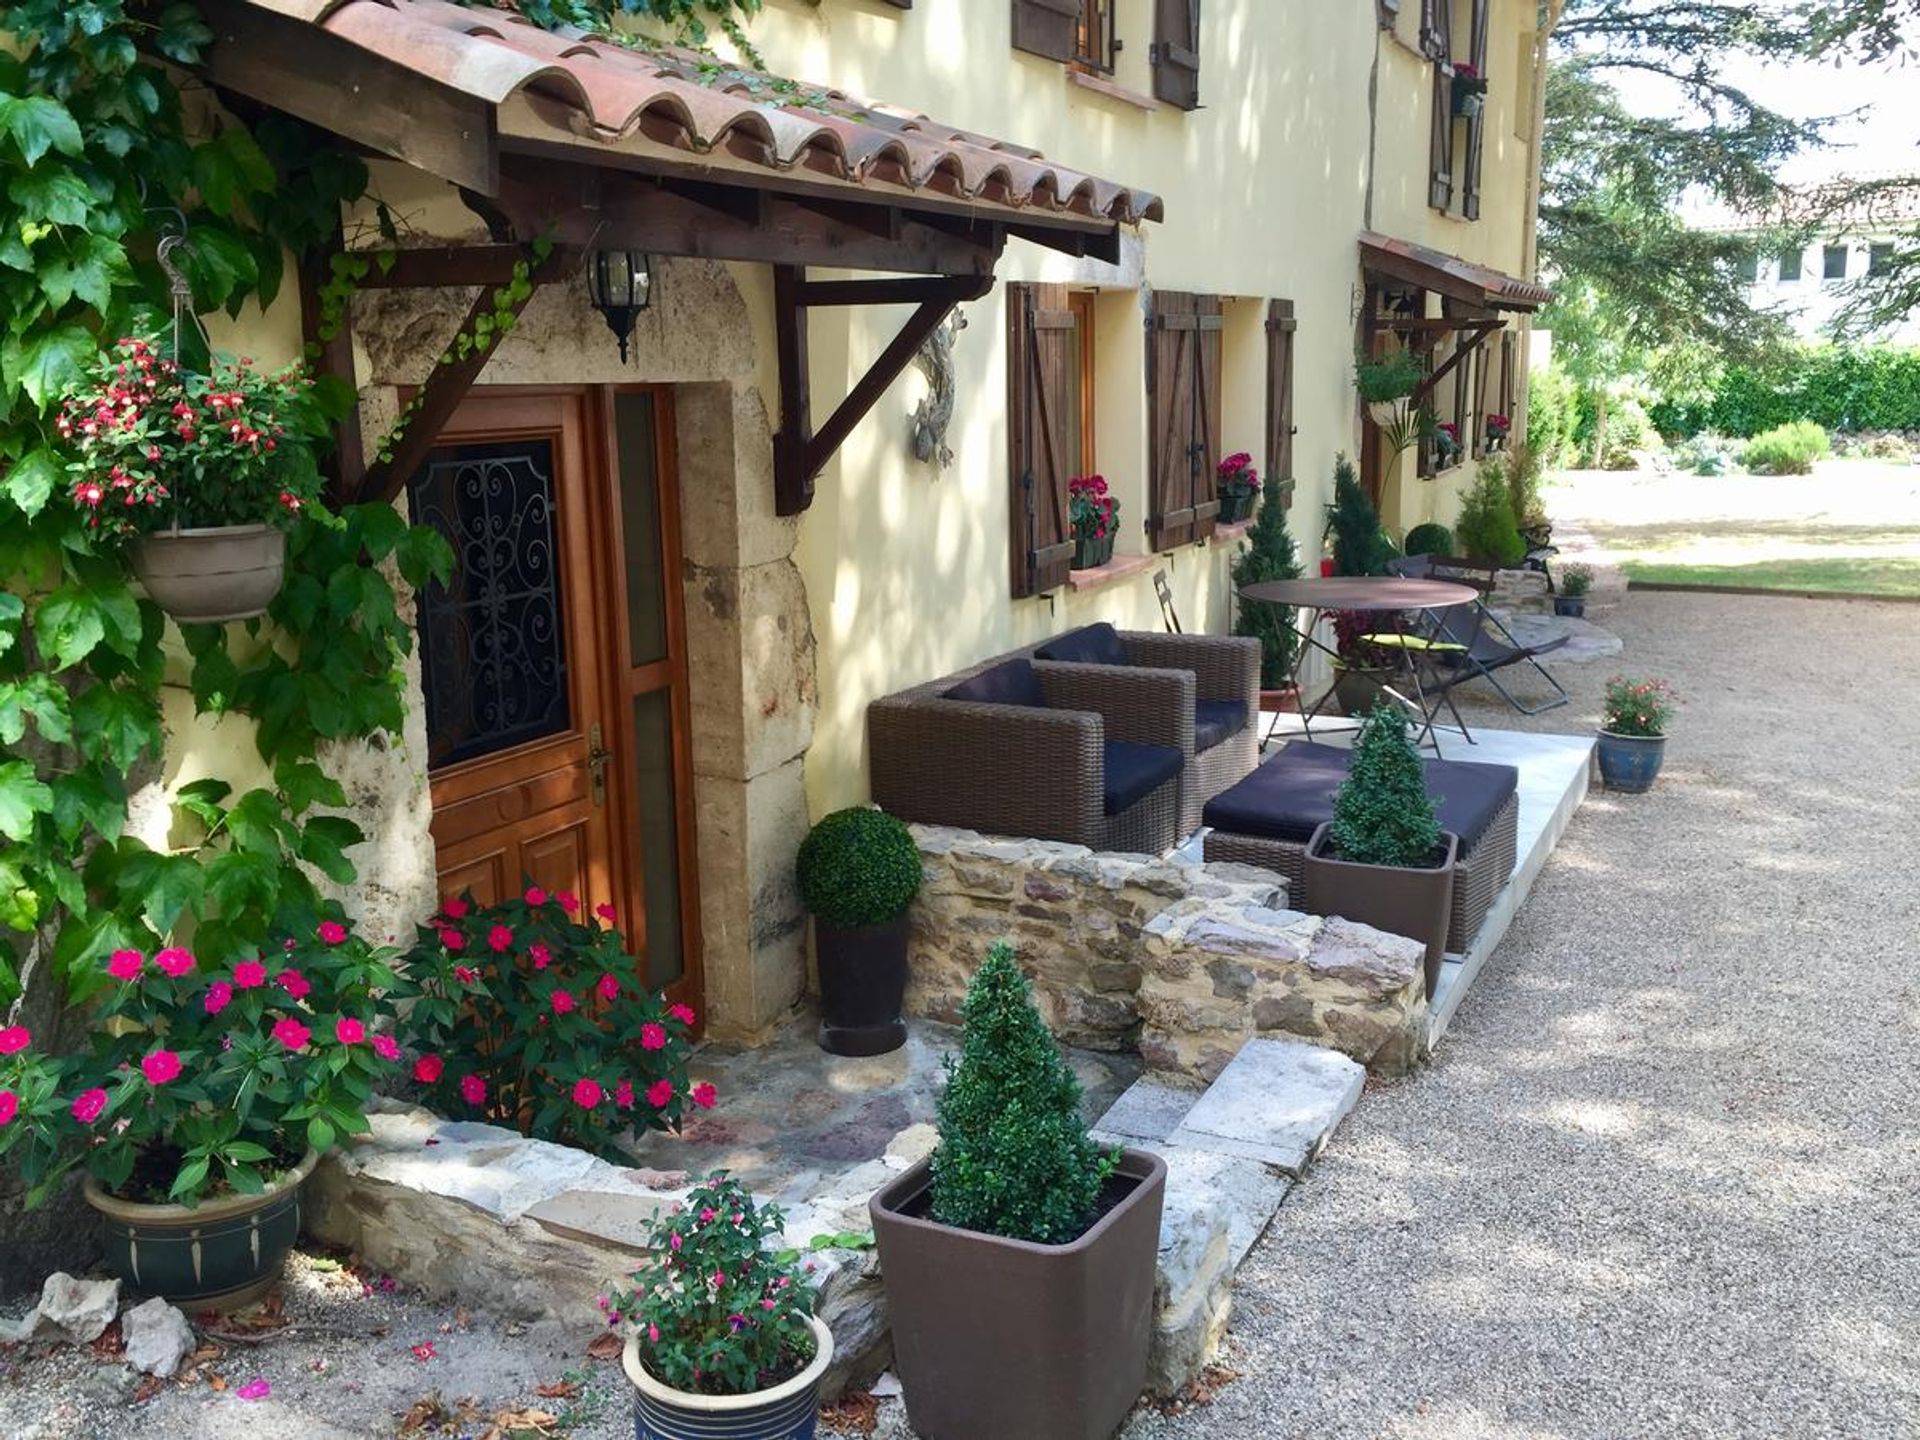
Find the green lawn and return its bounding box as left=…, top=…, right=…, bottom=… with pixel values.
left=1622, top=556, right=1920, bottom=599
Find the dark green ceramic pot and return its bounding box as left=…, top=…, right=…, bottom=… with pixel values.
left=83, top=1149, right=319, bottom=1310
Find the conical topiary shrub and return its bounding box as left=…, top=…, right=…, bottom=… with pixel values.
left=1325, top=454, right=1393, bottom=577
left=929, top=941, right=1117, bottom=1245
left=1329, top=701, right=1443, bottom=868
left=1230, top=471, right=1303, bottom=688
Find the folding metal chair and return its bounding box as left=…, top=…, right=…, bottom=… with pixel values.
left=1390, top=556, right=1572, bottom=715
left=1153, top=568, right=1182, bottom=634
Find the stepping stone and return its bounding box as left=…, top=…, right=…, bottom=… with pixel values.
left=1092, top=1077, right=1200, bottom=1147
left=1167, top=1038, right=1364, bottom=1176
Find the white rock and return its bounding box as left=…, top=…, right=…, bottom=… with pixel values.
left=31, top=1272, right=120, bottom=1345
left=121, top=1297, right=194, bottom=1377
left=1169, top=1037, right=1365, bottom=1175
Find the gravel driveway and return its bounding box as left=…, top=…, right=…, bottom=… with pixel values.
left=1125, top=587, right=1920, bottom=1440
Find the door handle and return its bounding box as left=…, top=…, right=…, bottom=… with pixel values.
left=587, top=722, right=612, bottom=808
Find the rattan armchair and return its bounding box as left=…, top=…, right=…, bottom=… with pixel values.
left=868, top=652, right=1191, bottom=855
left=1033, top=625, right=1260, bottom=836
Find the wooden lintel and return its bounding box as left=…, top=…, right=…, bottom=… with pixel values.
left=1411, top=321, right=1502, bottom=407
left=773, top=266, right=995, bottom=515
left=1385, top=316, right=1502, bottom=334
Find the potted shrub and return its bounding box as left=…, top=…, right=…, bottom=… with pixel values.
left=1454, top=458, right=1528, bottom=566
left=1231, top=470, right=1304, bottom=713
left=1597, top=676, right=1676, bottom=792
left=0, top=913, right=400, bottom=1307
left=1216, top=452, right=1259, bottom=524
left=1329, top=609, right=1397, bottom=717
left=1554, top=562, right=1593, bottom=617
left=1325, top=454, right=1393, bottom=577
left=605, top=1172, right=833, bottom=1440
left=1451, top=61, right=1488, bottom=117
left=796, top=807, right=923, bottom=1057
left=1356, top=348, right=1424, bottom=431
left=1303, top=703, right=1458, bottom=997
left=396, top=887, right=705, bottom=1150
left=1403, top=521, right=1455, bottom=558
left=871, top=942, right=1166, bottom=1440
left=1068, top=473, right=1119, bottom=569
left=55, top=336, right=329, bottom=624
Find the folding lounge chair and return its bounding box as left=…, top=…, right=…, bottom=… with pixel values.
left=1391, top=555, right=1572, bottom=715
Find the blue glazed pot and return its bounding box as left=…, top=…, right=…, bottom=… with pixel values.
left=625, top=1314, right=832, bottom=1440
left=1596, top=731, right=1666, bottom=792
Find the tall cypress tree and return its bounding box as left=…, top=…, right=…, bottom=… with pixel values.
left=1231, top=472, right=1303, bottom=688
left=1325, top=455, right=1391, bottom=577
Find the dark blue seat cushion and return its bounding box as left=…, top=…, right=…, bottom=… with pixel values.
left=1202, top=740, right=1517, bottom=849
left=1102, top=741, right=1183, bottom=816
left=1036, top=623, right=1129, bottom=667
left=1194, top=698, right=1248, bottom=753
left=944, top=657, right=1047, bottom=708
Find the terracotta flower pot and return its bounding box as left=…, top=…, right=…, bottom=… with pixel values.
left=84, top=1148, right=319, bottom=1310
left=1331, top=662, right=1394, bottom=717
left=130, top=523, right=286, bottom=624
left=1302, top=823, right=1459, bottom=998
left=814, top=913, right=909, bottom=1057
left=871, top=1149, right=1167, bottom=1440
left=1258, top=685, right=1302, bottom=714
left=622, top=1313, right=833, bottom=1440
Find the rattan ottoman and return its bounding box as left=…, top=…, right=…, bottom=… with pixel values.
left=1201, top=741, right=1520, bottom=956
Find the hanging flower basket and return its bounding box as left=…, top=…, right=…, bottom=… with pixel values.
left=130, top=524, right=287, bottom=624
left=1367, top=397, right=1411, bottom=430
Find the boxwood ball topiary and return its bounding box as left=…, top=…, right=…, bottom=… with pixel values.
left=796, top=806, right=924, bottom=928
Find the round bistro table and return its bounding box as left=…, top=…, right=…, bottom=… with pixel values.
left=1238, top=576, right=1481, bottom=754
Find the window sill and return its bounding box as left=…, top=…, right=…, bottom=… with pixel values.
left=1067, top=67, right=1158, bottom=112
left=1211, top=518, right=1255, bottom=547
left=1066, top=552, right=1157, bottom=593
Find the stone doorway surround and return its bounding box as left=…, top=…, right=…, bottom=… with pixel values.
left=352, top=252, right=819, bottom=1043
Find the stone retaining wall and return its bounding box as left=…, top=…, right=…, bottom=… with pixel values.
left=908, top=825, right=1427, bottom=1078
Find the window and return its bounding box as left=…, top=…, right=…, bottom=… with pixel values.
left=1007, top=282, right=1096, bottom=597
left=1777, top=249, right=1802, bottom=282
left=1151, top=0, right=1202, bottom=110
left=1824, top=244, right=1849, bottom=281
left=1068, top=291, right=1097, bottom=480
left=1870, top=242, right=1895, bottom=277
left=1076, top=0, right=1116, bottom=72
left=1014, top=0, right=1124, bottom=75
left=1265, top=299, right=1297, bottom=508
left=1735, top=251, right=1759, bottom=283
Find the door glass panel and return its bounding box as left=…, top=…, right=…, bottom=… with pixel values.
left=614, top=392, right=669, bottom=668
left=408, top=440, right=570, bottom=768
left=631, top=690, right=684, bottom=988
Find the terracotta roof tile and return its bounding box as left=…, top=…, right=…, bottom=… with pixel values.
left=244, top=0, right=1161, bottom=226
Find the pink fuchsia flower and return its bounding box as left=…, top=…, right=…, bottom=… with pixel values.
left=614, top=1080, right=635, bottom=1109
left=203, top=982, right=232, bottom=1015
left=372, top=1035, right=400, bottom=1062
left=529, top=943, right=552, bottom=970
left=442, top=896, right=469, bottom=920
left=410, top=1342, right=436, bottom=1362
left=571, top=1077, right=603, bottom=1109
left=153, top=947, right=194, bottom=978
left=639, top=1023, right=666, bottom=1051
left=439, top=928, right=465, bottom=951
left=596, top=974, right=620, bottom=1002
left=235, top=1378, right=272, bottom=1401
left=487, top=924, right=513, bottom=953
left=556, top=891, right=579, bottom=915
left=107, top=949, right=143, bottom=981
left=550, top=989, right=577, bottom=1016
left=453, top=965, right=478, bottom=986
left=413, top=1054, right=444, bottom=1084
left=595, top=902, right=616, bottom=923
left=275, top=969, right=311, bottom=1000
left=233, top=960, right=268, bottom=989
left=335, top=1017, right=365, bottom=1046
left=271, top=1018, right=311, bottom=1051
left=71, top=1088, right=108, bottom=1125
left=318, top=920, right=347, bottom=945
left=459, top=1074, right=486, bottom=1105
left=141, top=1050, right=181, bottom=1085
left=691, top=1083, right=717, bottom=1110
left=668, top=1003, right=697, bottom=1026
left=0, top=1026, right=28, bottom=1055
left=524, top=885, right=548, bottom=906
left=0, top=1091, right=15, bottom=1126
left=646, top=1079, right=675, bottom=1108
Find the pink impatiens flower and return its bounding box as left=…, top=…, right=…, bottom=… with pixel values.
left=153, top=947, right=195, bottom=978
left=276, top=969, right=311, bottom=1000
left=550, top=989, right=577, bottom=1016
left=556, top=891, right=579, bottom=915
left=233, top=960, right=268, bottom=989
left=595, top=902, right=616, bottom=923
left=439, top=928, right=465, bottom=951
left=272, top=1018, right=311, bottom=1051
left=646, top=1079, right=674, bottom=1108
left=442, top=896, right=468, bottom=919
left=318, top=920, right=347, bottom=945
left=524, top=886, right=548, bottom=906
left=614, top=1080, right=635, bottom=1109
left=597, top=974, right=620, bottom=1002
left=0, top=1026, right=28, bottom=1055
left=529, top=943, right=551, bottom=970
left=141, top=1050, right=181, bottom=1085
left=668, top=1003, right=697, bottom=1027
left=571, top=1077, right=603, bottom=1109
left=639, top=1023, right=666, bottom=1051
left=71, top=1088, right=108, bottom=1124
left=335, top=1017, right=365, bottom=1046
left=107, top=949, right=143, bottom=981
left=691, top=1083, right=717, bottom=1110
left=459, top=1074, right=486, bottom=1105
left=372, top=1035, right=400, bottom=1061
left=203, top=982, right=232, bottom=1015
left=0, top=1091, right=17, bottom=1127
left=487, top=924, right=513, bottom=953
left=453, top=965, right=477, bottom=986
left=413, top=1054, right=444, bottom=1084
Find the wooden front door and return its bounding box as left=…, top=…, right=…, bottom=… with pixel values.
left=409, top=388, right=701, bottom=1012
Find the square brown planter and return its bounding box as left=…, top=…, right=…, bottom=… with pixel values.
left=870, top=1148, right=1167, bottom=1440
left=1302, top=822, right=1459, bottom=998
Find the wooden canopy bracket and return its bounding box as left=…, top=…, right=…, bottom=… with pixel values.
left=1410, top=319, right=1503, bottom=407
left=773, top=267, right=996, bottom=516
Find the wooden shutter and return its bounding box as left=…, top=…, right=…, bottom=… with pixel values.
left=1429, top=65, right=1454, bottom=212
left=1498, top=330, right=1515, bottom=423
left=1146, top=290, right=1223, bottom=550
left=1012, top=0, right=1079, bottom=61
left=1471, top=336, right=1491, bottom=457
left=1419, top=0, right=1451, bottom=61
left=1152, top=0, right=1203, bottom=111
left=1008, top=282, right=1077, bottom=598
left=1462, top=0, right=1490, bottom=219
left=1264, top=299, right=1297, bottom=509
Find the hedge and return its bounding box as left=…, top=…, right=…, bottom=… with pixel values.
left=1650, top=344, right=1920, bottom=438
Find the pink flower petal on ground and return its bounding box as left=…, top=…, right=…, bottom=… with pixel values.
left=411, top=1341, right=436, bottom=1361
left=235, top=1379, right=271, bottom=1400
